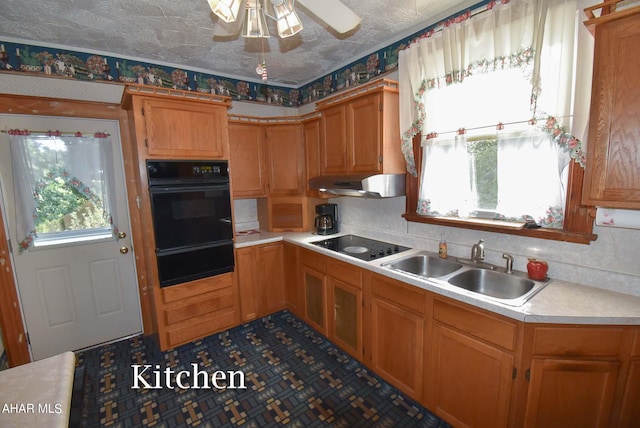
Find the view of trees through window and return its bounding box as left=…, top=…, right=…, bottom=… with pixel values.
left=468, top=139, right=498, bottom=211
left=34, top=175, right=108, bottom=234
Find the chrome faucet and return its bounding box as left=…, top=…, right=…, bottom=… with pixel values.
left=470, top=239, right=485, bottom=262
left=502, top=253, right=514, bottom=274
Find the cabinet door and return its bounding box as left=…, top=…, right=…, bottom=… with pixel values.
left=142, top=98, right=227, bottom=158
left=320, top=104, right=348, bottom=174
left=236, top=247, right=259, bottom=322
left=524, top=358, right=620, bottom=428
left=304, top=118, right=322, bottom=195
left=583, top=11, right=640, bottom=208
left=348, top=92, right=382, bottom=173
left=283, top=243, right=302, bottom=317
left=428, top=323, right=513, bottom=428
left=229, top=122, right=267, bottom=198
left=329, top=278, right=362, bottom=360
left=303, top=266, right=326, bottom=335
left=619, top=359, right=640, bottom=428
left=259, top=243, right=285, bottom=314
left=369, top=294, right=424, bottom=399
left=265, top=124, right=305, bottom=196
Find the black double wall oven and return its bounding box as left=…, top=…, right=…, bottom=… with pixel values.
left=147, top=160, right=234, bottom=287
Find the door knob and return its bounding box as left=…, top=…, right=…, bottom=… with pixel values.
left=118, top=231, right=127, bottom=239
left=120, top=246, right=129, bottom=254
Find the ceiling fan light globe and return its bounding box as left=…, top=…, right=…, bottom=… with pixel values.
left=208, top=0, right=243, bottom=23
left=242, top=1, right=271, bottom=38
left=276, top=13, right=303, bottom=38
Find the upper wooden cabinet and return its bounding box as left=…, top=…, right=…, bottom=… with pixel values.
left=125, top=87, right=232, bottom=160
left=228, top=122, right=268, bottom=198
left=316, top=79, right=405, bottom=176
left=582, top=9, right=640, bottom=208
left=228, top=119, right=305, bottom=198
left=264, top=124, right=305, bottom=196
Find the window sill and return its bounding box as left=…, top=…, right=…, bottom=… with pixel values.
left=402, top=213, right=598, bottom=245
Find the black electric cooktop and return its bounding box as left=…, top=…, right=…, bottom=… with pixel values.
left=311, top=234, right=411, bottom=261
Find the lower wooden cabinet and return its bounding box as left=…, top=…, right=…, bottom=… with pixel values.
left=236, top=242, right=285, bottom=322
left=281, top=245, right=640, bottom=428
left=521, top=325, right=628, bottom=428
left=619, top=328, right=640, bottom=427
left=327, top=258, right=363, bottom=360
left=283, top=242, right=302, bottom=317
left=158, top=272, right=238, bottom=350
left=365, top=273, right=426, bottom=400
left=301, top=249, right=328, bottom=335
left=524, top=358, right=619, bottom=428
left=425, top=298, right=518, bottom=428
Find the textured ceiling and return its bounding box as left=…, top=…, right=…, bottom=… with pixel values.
left=0, top=0, right=477, bottom=86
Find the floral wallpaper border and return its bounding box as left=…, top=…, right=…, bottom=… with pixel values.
left=0, top=1, right=490, bottom=107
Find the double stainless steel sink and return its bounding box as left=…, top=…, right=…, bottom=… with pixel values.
left=381, top=251, right=550, bottom=306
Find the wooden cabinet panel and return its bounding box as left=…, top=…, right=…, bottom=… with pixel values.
left=236, top=243, right=285, bottom=322
left=329, top=279, right=362, bottom=360
left=348, top=92, right=382, bottom=173
left=433, top=298, right=517, bottom=351
left=369, top=292, right=424, bottom=399
left=158, top=273, right=238, bottom=350
left=141, top=97, right=228, bottom=159
left=317, top=80, right=404, bottom=176
left=619, top=359, right=640, bottom=428
left=304, top=266, right=327, bottom=334
left=531, top=326, right=625, bottom=357
left=265, top=124, right=305, bottom=196
left=260, top=243, right=286, bottom=314
left=283, top=243, right=302, bottom=317
left=583, top=10, right=640, bottom=208
left=304, top=117, right=322, bottom=196
left=524, top=358, right=620, bottom=428
left=428, top=323, right=514, bottom=428
left=229, top=122, right=267, bottom=198
left=320, top=105, right=348, bottom=174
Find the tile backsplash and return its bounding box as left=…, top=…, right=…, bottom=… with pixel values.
left=331, top=196, right=640, bottom=298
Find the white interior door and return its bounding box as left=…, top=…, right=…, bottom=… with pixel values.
left=0, top=114, right=142, bottom=360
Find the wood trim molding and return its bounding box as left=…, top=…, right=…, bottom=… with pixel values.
left=0, top=215, right=30, bottom=366
left=0, top=94, right=156, bottom=365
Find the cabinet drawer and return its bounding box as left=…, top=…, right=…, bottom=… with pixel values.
left=531, top=326, right=626, bottom=357
left=163, top=288, right=234, bottom=325
left=165, top=307, right=236, bottom=348
left=433, top=299, right=517, bottom=351
left=162, top=273, right=233, bottom=304
left=327, top=257, right=362, bottom=287
left=301, top=249, right=326, bottom=273
left=370, top=274, right=425, bottom=314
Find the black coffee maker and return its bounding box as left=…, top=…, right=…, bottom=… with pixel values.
left=315, top=203, right=338, bottom=235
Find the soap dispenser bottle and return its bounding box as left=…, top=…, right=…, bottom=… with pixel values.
left=438, top=234, right=448, bottom=259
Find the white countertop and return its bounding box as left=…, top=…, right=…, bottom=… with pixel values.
left=234, top=231, right=640, bottom=325
left=0, top=351, right=75, bottom=428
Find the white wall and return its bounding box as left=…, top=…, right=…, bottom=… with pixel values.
left=331, top=196, right=640, bottom=298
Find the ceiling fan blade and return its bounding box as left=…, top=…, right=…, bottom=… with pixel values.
left=297, top=0, right=361, bottom=34
left=212, top=0, right=247, bottom=38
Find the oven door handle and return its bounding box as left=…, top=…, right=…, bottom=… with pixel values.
left=149, top=184, right=229, bottom=193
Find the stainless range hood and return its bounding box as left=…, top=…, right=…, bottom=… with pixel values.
left=309, top=173, right=406, bottom=198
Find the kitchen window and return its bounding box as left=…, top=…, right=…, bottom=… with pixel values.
left=398, top=0, right=595, bottom=243
left=9, top=132, right=118, bottom=252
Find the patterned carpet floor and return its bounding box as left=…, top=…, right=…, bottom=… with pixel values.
left=76, top=310, right=449, bottom=427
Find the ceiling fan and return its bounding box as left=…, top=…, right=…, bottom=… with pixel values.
left=207, top=0, right=362, bottom=39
